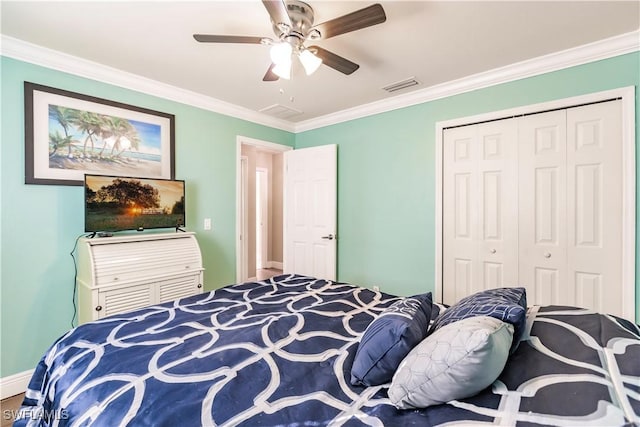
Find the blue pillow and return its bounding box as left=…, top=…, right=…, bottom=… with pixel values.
left=430, top=287, right=526, bottom=353
left=351, top=293, right=432, bottom=386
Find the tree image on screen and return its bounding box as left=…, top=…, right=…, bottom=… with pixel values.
left=85, top=177, right=185, bottom=231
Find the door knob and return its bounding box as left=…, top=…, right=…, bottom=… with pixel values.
left=321, top=234, right=335, bottom=240
left=490, top=249, right=496, bottom=254
left=544, top=252, right=551, bottom=258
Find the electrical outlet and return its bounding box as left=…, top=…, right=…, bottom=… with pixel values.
left=204, top=218, right=212, bottom=230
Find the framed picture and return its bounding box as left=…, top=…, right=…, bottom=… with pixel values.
left=24, top=82, right=175, bottom=186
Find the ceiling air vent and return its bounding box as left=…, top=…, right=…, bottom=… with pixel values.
left=259, top=104, right=303, bottom=120
left=382, top=77, right=420, bottom=93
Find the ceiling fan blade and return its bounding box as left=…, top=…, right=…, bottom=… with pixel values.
left=309, top=46, right=359, bottom=75
left=262, top=0, right=292, bottom=28
left=312, top=4, right=386, bottom=40
left=263, top=64, right=279, bottom=81
left=193, top=34, right=265, bottom=44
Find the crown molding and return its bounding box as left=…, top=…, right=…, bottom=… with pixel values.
left=0, top=35, right=296, bottom=133
left=293, top=30, right=640, bottom=133
left=2, top=31, right=638, bottom=135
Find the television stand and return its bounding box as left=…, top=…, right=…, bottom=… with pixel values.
left=76, top=232, right=204, bottom=323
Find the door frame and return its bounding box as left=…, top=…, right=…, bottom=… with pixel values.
left=239, top=155, right=249, bottom=281
left=236, top=135, right=292, bottom=282
left=256, top=167, right=269, bottom=270
left=434, top=86, right=636, bottom=320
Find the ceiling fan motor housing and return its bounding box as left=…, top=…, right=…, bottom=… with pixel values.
left=272, top=0, right=320, bottom=47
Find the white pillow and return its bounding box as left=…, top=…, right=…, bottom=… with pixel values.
left=388, top=316, right=513, bottom=409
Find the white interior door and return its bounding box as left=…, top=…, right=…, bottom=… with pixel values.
left=284, top=144, right=337, bottom=280
left=442, top=119, right=518, bottom=304
left=443, top=99, right=626, bottom=317
left=518, top=101, right=623, bottom=314
left=518, top=110, right=568, bottom=305
left=476, top=119, right=519, bottom=292
left=566, top=101, right=622, bottom=314
left=443, top=124, right=478, bottom=303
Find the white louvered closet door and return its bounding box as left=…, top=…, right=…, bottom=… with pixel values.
left=443, top=100, right=624, bottom=316
left=443, top=119, right=518, bottom=305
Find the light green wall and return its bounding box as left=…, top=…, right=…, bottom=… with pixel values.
left=1, top=52, right=639, bottom=379
left=0, top=57, right=295, bottom=377
left=296, top=52, right=640, bottom=321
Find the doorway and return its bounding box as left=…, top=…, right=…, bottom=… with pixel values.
left=236, top=136, right=291, bottom=282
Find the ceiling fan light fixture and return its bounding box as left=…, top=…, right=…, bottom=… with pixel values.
left=272, top=61, right=292, bottom=80
left=270, top=42, right=293, bottom=66
left=194, top=1, right=388, bottom=82
left=307, top=29, right=321, bottom=40
left=299, top=48, right=322, bottom=75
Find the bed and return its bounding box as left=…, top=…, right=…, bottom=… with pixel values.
left=15, top=274, right=640, bottom=426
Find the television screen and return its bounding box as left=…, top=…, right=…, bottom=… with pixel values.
left=85, top=174, right=185, bottom=233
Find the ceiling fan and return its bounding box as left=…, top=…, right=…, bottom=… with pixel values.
left=193, top=0, right=386, bottom=81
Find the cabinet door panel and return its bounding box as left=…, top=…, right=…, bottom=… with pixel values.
left=158, top=274, right=202, bottom=303
left=99, top=284, right=153, bottom=318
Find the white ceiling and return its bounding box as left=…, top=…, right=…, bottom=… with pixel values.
left=1, top=1, right=638, bottom=126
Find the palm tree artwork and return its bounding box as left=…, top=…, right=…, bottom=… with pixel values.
left=48, top=106, right=75, bottom=157
left=47, top=104, right=161, bottom=176
left=99, top=116, right=141, bottom=157
left=70, top=110, right=102, bottom=157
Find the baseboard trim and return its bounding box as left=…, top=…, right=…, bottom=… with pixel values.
left=267, top=261, right=283, bottom=270
left=0, top=369, right=33, bottom=399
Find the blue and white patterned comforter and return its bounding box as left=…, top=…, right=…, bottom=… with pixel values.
left=15, top=275, right=640, bottom=426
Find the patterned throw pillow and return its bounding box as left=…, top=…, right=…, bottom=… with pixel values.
left=350, top=293, right=432, bottom=386
left=389, top=316, right=513, bottom=409
left=430, top=287, right=526, bottom=353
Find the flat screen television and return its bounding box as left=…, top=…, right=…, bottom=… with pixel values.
left=85, top=174, right=185, bottom=233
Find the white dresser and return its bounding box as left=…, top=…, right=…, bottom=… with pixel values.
left=76, top=232, right=204, bottom=324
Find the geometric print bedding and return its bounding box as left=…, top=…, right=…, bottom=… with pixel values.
left=15, top=275, right=640, bottom=426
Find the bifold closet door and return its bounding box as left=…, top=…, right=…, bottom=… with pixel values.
left=518, top=101, right=622, bottom=313
left=567, top=101, right=622, bottom=313
left=443, top=99, right=623, bottom=315
left=442, top=119, right=518, bottom=304
left=518, top=110, right=569, bottom=305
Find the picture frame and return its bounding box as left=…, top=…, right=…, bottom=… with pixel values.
left=24, top=82, right=175, bottom=186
